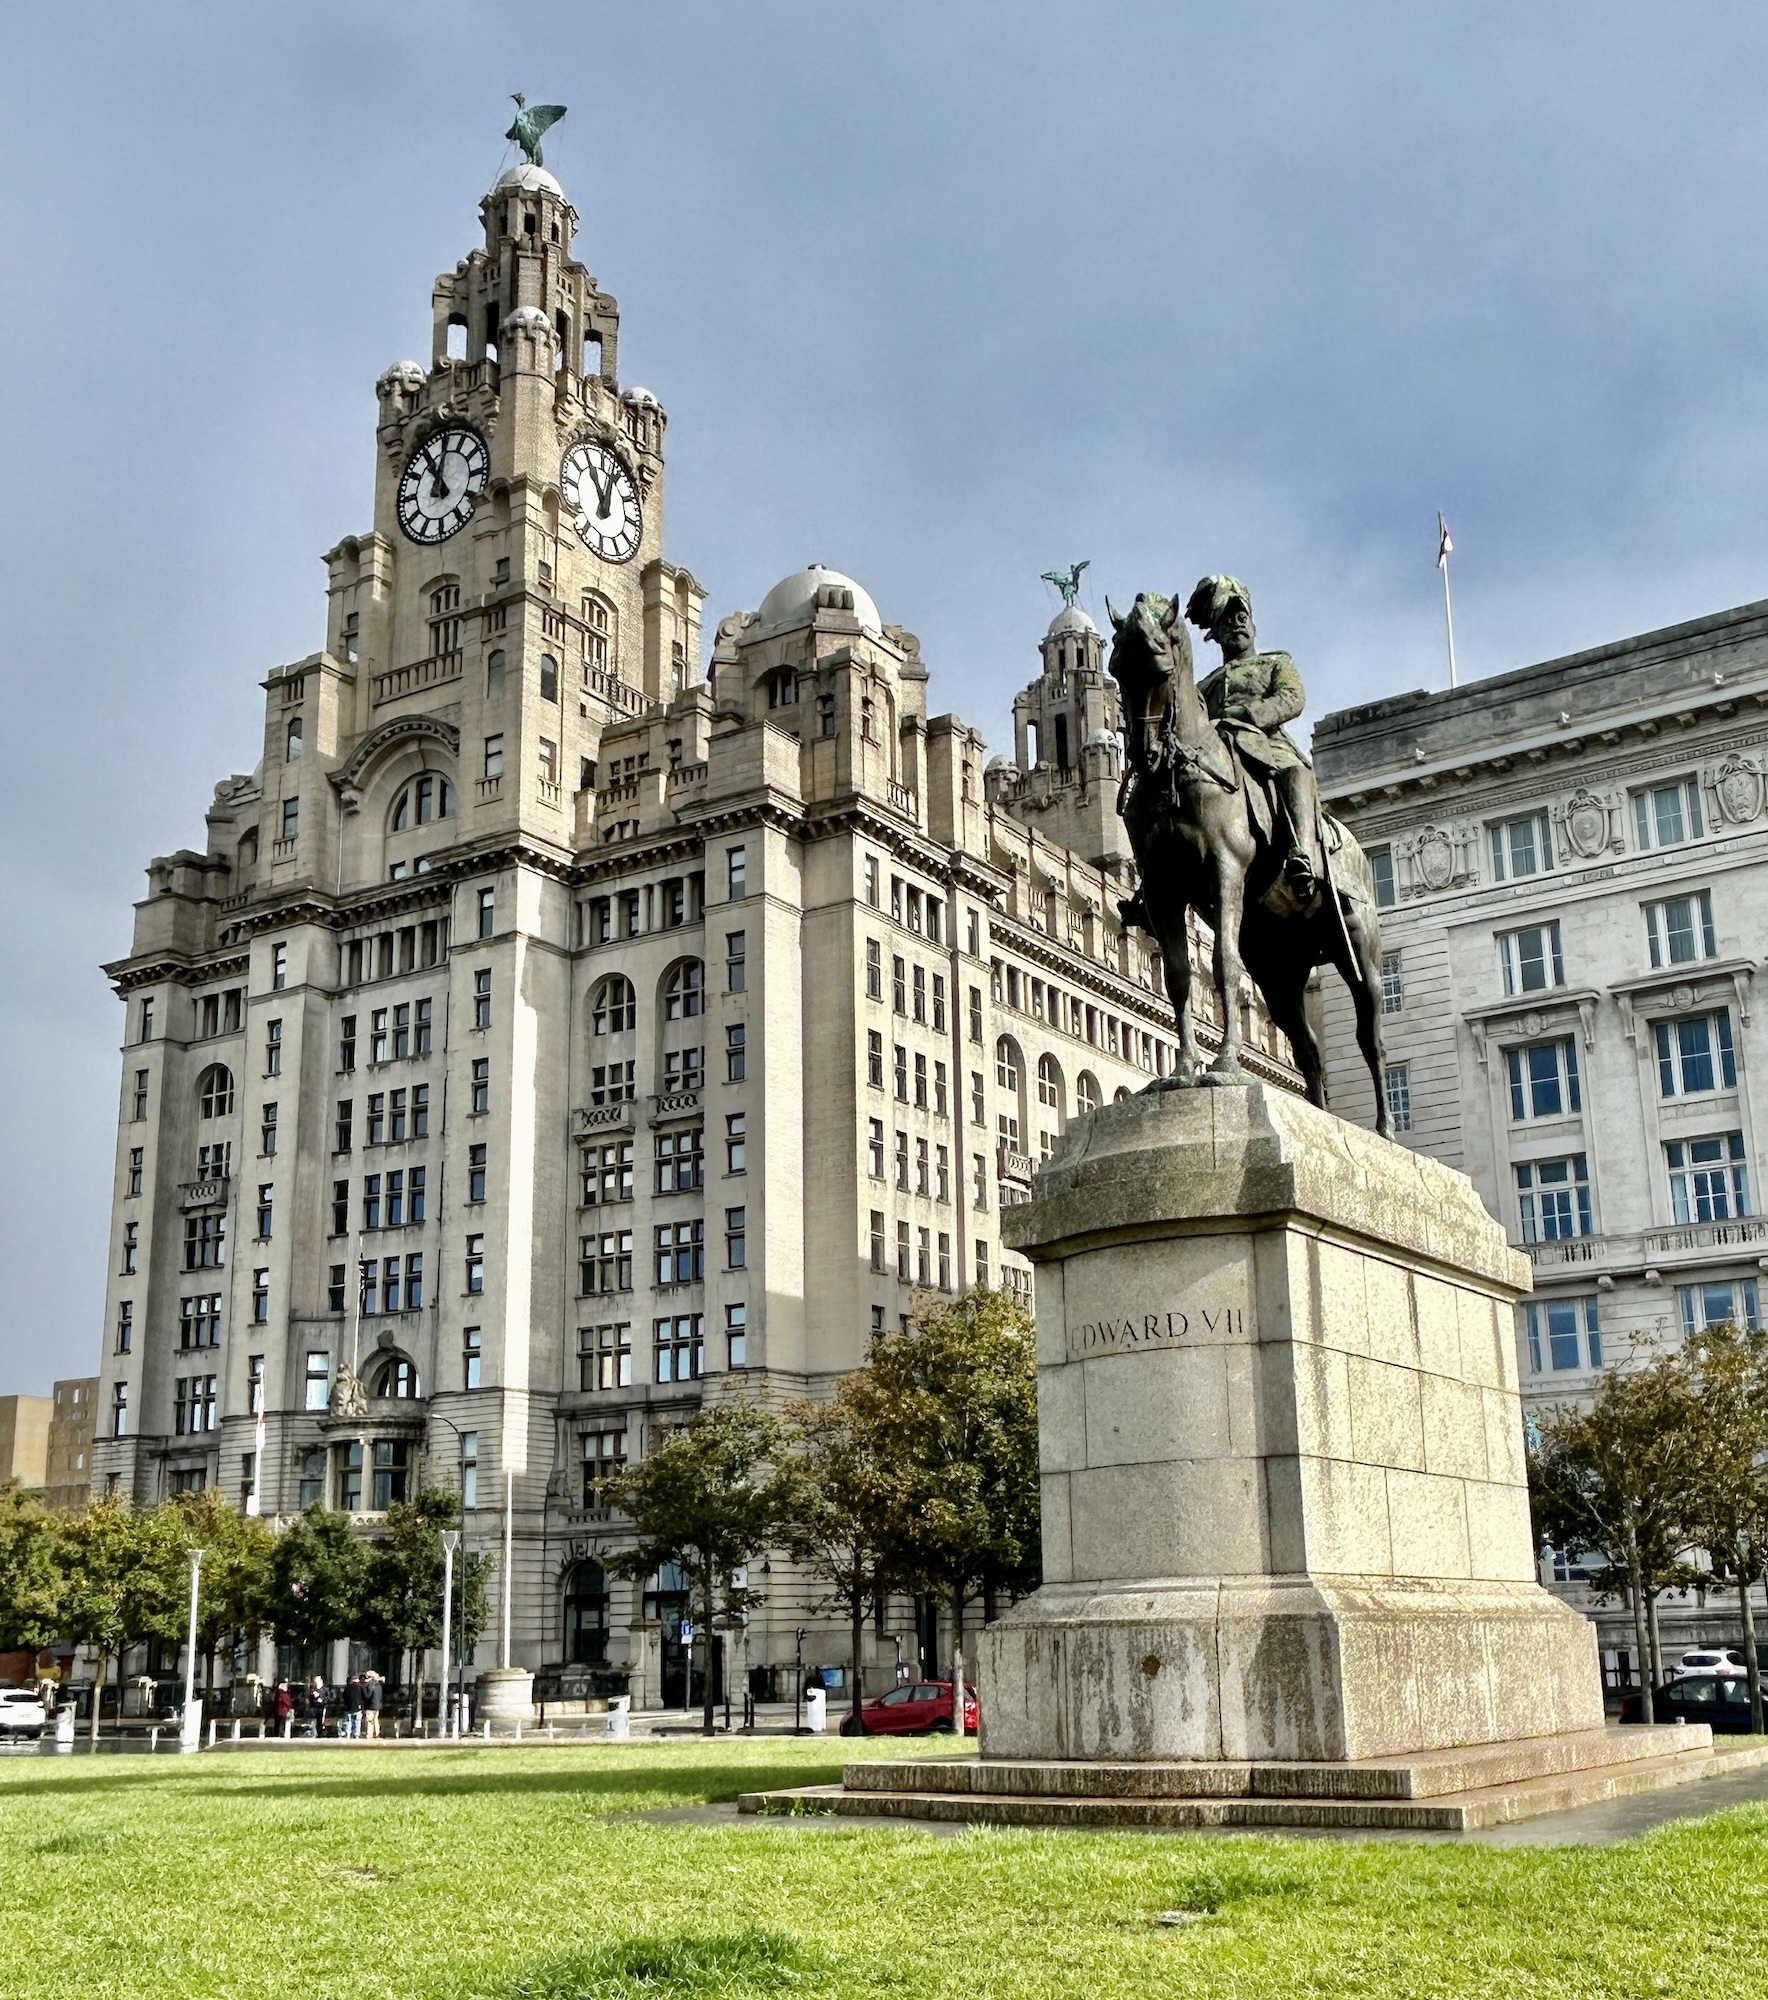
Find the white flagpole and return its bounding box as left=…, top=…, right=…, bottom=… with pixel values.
left=1437, top=512, right=1458, bottom=689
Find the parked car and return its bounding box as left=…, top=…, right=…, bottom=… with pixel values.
left=1670, top=1648, right=1746, bottom=1679
left=1619, top=1674, right=1756, bottom=1733
left=0, top=1688, right=48, bottom=1739
left=838, top=1681, right=978, bottom=1736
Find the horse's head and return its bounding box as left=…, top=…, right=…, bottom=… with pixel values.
left=1107, top=591, right=1194, bottom=709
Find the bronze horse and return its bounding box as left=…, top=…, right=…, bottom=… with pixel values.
left=1106, top=591, right=1390, bottom=1134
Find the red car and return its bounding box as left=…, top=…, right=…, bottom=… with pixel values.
left=838, top=1680, right=978, bottom=1736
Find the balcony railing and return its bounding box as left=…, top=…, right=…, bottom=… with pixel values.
left=996, top=1143, right=1036, bottom=1185
left=574, top=1100, right=636, bottom=1135
left=650, top=1088, right=702, bottom=1124
left=537, top=777, right=562, bottom=809
left=1644, top=1217, right=1768, bottom=1260
left=373, top=650, right=463, bottom=706
left=887, top=779, right=919, bottom=820
left=179, top=1175, right=230, bottom=1211
left=1525, top=1215, right=1768, bottom=1276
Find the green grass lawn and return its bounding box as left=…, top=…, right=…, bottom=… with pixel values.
left=4, top=1736, right=1768, bottom=1998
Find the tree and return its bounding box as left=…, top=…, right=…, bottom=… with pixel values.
left=58, top=1497, right=187, bottom=1742
left=361, top=1489, right=492, bottom=1700
left=781, top=1392, right=902, bottom=1729
left=605, top=1404, right=790, bottom=1735
left=850, top=1288, right=1040, bottom=1725
left=169, top=1488, right=276, bottom=1697
left=1682, top=1321, right=1768, bottom=1733
left=268, top=1508, right=372, bottom=1666
left=0, top=1482, right=64, bottom=1657
left=1529, top=1351, right=1703, bottom=1723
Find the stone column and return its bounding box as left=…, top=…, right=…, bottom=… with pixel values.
left=980, top=1083, right=1604, bottom=1763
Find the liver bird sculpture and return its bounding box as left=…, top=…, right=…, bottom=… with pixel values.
left=1040, top=560, right=1090, bottom=607
left=506, top=94, right=567, bottom=167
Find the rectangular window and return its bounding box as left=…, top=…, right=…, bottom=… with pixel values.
left=181, top=1213, right=224, bottom=1270
left=362, top=1173, right=382, bottom=1230
left=280, top=799, right=299, bottom=841
left=1678, top=1279, right=1762, bottom=1336
left=892, top=956, right=907, bottom=1014
left=654, top=1127, right=705, bottom=1194
left=339, top=1440, right=363, bottom=1512
left=866, top=939, right=883, bottom=1002
left=484, top=735, right=504, bottom=780
left=389, top=1089, right=407, bottom=1143
left=727, top=846, right=747, bottom=900
left=906, top=886, right=923, bottom=934
left=975, top=1238, right=990, bottom=1286
left=371, top=1008, right=389, bottom=1063
left=661, top=1048, right=703, bottom=1093
left=296, top=1445, right=325, bottom=1508
left=725, top=1301, right=747, bottom=1370
left=459, top=1430, right=479, bottom=1509
left=655, top=1219, right=705, bottom=1285
left=1656, top=1011, right=1737, bottom=1097
left=1384, top=1062, right=1413, bottom=1133
left=335, top=1099, right=353, bottom=1152
left=415, top=998, right=433, bottom=1055
left=973, top=1153, right=988, bottom=1211
left=938, top=1232, right=952, bottom=1291
left=256, top=1182, right=274, bottom=1239
left=895, top=1129, right=910, bottom=1192
left=932, top=972, right=946, bottom=1032
left=891, top=876, right=903, bottom=923
left=1667, top=1133, right=1751, bottom=1224
left=727, top=931, right=747, bottom=993
left=726, top=1112, right=746, bottom=1174
left=1498, top=921, right=1565, bottom=996
left=1516, top=1155, right=1593, bottom=1243
left=471, top=1058, right=490, bottom=1114
left=465, top=1234, right=485, bottom=1293
left=126, top=1147, right=144, bottom=1198
left=581, top=1428, right=627, bottom=1509
left=865, top=856, right=880, bottom=907
left=1489, top=812, right=1552, bottom=882
left=867, top=1030, right=884, bottom=1089
left=869, top=1209, right=886, bottom=1272
left=726, top=1206, right=747, bottom=1269
left=539, top=736, right=559, bottom=785
left=1379, top=952, right=1403, bottom=1015
left=473, top=968, right=492, bottom=1029
left=971, top=1072, right=985, bottom=1125
left=111, top=1382, right=128, bottom=1438
left=936, top=1143, right=950, bottom=1203
left=328, top=1265, right=346, bottom=1313
left=463, top=1328, right=482, bottom=1391
left=252, top=1268, right=269, bottom=1323
left=1645, top=889, right=1717, bottom=968
left=580, top=1140, right=633, bottom=1205
left=405, top=1253, right=423, bottom=1311
left=339, top=1015, right=356, bottom=1071
left=894, top=1044, right=908, bottom=1101
left=968, top=986, right=983, bottom=1043
left=261, top=1102, right=278, bottom=1155
left=178, top=1294, right=221, bottom=1348
left=1525, top=1296, right=1602, bottom=1374
left=914, top=1052, right=928, bottom=1109
left=580, top=1229, right=635, bottom=1294
left=372, top=1438, right=410, bottom=1510
left=578, top=1322, right=633, bottom=1392
left=271, top=944, right=288, bottom=991
left=1633, top=779, right=1703, bottom=851
left=726, top=1022, right=746, bottom=1082
left=410, top=1166, right=427, bottom=1223
left=247, top=1353, right=264, bottom=1416
left=912, top=964, right=926, bottom=1023
left=654, top=1314, right=704, bottom=1384
left=589, top=1060, right=635, bottom=1105
left=115, top=1300, right=133, bottom=1353
left=917, top=1226, right=932, bottom=1286
left=896, top=1219, right=911, bottom=1282
left=304, top=1350, right=330, bottom=1412
left=868, top=1118, right=885, bottom=1178
left=265, top=1018, right=282, bottom=1075
left=132, top=1069, right=149, bottom=1120
left=1368, top=845, right=1395, bottom=908
left=1505, top=1039, right=1582, bottom=1121
left=138, top=997, right=155, bottom=1042
left=916, top=1137, right=930, bottom=1195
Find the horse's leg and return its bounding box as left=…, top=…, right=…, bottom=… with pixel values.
left=1260, top=957, right=1325, bottom=1108
left=1159, top=909, right=1203, bottom=1081
left=1337, top=898, right=1390, bottom=1137
left=1203, top=821, right=1250, bottom=1083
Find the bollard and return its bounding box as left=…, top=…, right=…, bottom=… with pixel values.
left=281, top=1718, right=291, bottom=1739
left=231, top=1718, right=240, bottom=1743
left=149, top=1727, right=159, bottom=1751
left=514, top=1719, right=522, bottom=1743
left=208, top=1720, right=217, bottom=1749
left=53, top=1708, right=75, bottom=1753
left=483, top=1719, right=491, bottom=1741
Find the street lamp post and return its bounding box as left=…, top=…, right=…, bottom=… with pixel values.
left=179, top=1548, right=204, bottom=1753
left=426, top=1413, right=474, bottom=1735
left=794, top=1625, right=807, bottom=1735
left=439, top=1530, right=459, bottom=1741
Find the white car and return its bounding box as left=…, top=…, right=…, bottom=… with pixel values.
left=0, top=1689, right=48, bottom=1738
left=1673, top=1648, right=1747, bottom=1680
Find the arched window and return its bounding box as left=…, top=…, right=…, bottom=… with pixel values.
left=563, top=1560, right=610, bottom=1665
left=995, top=1038, right=1019, bottom=1095
left=592, top=975, right=636, bottom=1036
left=540, top=654, right=559, bottom=702
left=663, top=961, right=704, bottom=1021
left=1113, top=1086, right=1132, bottom=1104
left=486, top=649, right=506, bottom=700
left=373, top=1357, right=420, bottom=1399
left=1037, top=1055, right=1062, bottom=1110
left=198, top=1065, right=234, bottom=1118
left=582, top=595, right=613, bottom=677
left=286, top=716, right=303, bottom=760
left=1076, top=1072, right=1101, bottom=1116
left=390, top=775, right=453, bottom=831
left=764, top=668, right=797, bottom=709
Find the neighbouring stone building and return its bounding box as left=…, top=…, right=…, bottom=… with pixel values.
left=90, top=148, right=1295, bottom=1704
left=44, top=1378, right=98, bottom=1515
left=1314, top=600, right=1768, bottom=1676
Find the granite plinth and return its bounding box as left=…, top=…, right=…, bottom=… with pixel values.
left=474, top=1666, right=536, bottom=1731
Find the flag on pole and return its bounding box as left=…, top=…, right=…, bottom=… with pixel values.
left=1437, top=513, right=1453, bottom=569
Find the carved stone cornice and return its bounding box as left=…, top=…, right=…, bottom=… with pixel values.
left=1463, top=987, right=1602, bottom=1067
left=328, top=715, right=462, bottom=809
left=1610, top=956, right=1756, bottom=1042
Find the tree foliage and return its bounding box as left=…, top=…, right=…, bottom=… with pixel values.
left=1681, top=1322, right=1768, bottom=1731
left=361, top=1488, right=493, bottom=1667
left=0, top=1482, right=64, bottom=1654
left=58, top=1496, right=189, bottom=1740
left=267, top=1507, right=373, bottom=1653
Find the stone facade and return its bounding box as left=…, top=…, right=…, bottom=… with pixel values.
left=43, top=1379, right=97, bottom=1514
left=90, top=154, right=1297, bottom=1698
left=1313, top=600, right=1768, bottom=1670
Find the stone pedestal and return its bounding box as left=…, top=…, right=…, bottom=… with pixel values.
left=979, top=1083, right=1604, bottom=1764
left=474, top=1666, right=535, bottom=1732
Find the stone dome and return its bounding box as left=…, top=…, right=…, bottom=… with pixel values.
left=751, top=563, right=882, bottom=640
left=492, top=162, right=566, bottom=200
left=622, top=386, right=660, bottom=408
left=1046, top=602, right=1098, bottom=639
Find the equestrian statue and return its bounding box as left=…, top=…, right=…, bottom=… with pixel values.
left=1106, top=574, right=1390, bottom=1133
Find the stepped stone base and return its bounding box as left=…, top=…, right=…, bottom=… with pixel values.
left=739, top=1727, right=1768, bottom=1833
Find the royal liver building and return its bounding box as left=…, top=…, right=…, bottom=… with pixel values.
left=92, top=149, right=1293, bottom=1697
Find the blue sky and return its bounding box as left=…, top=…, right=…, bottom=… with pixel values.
left=4, top=1, right=1768, bottom=1391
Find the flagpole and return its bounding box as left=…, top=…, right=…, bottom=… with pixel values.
left=1437, top=512, right=1458, bottom=689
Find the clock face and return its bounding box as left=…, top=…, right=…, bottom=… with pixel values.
left=396, top=427, right=490, bottom=545
left=561, top=440, right=643, bottom=562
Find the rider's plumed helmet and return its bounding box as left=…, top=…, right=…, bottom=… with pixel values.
left=1184, top=575, right=1252, bottom=635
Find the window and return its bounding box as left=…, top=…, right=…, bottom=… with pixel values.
left=975, top=1238, right=990, bottom=1286
left=655, top=1315, right=704, bottom=1383
left=182, top=1213, right=224, bottom=1270
left=1368, top=845, right=1395, bottom=908
left=126, top=1146, right=144, bottom=1198
left=766, top=668, right=797, bottom=709
left=727, top=931, right=747, bottom=993
left=726, top=1022, right=746, bottom=1082
left=463, top=1328, right=482, bottom=1391
left=253, top=1182, right=273, bottom=1239
left=912, top=964, right=926, bottom=1022
left=174, top=1375, right=218, bottom=1437
left=580, top=1322, right=633, bottom=1391
left=591, top=975, right=636, bottom=1035
left=539, top=652, right=559, bottom=702
left=866, top=939, right=883, bottom=1002
left=133, top=1069, right=150, bottom=1120
left=304, top=1351, right=330, bottom=1412
left=389, top=1089, right=407, bottom=1142
left=972, top=1072, right=985, bottom=1125
left=297, top=1445, right=325, bottom=1508
left=726, top=1207, right=747, bottom=1269
left=916, top=1137, right=930, bottom=1194
left=340, top=1441, right=363, bottom=1511
left=655, top=1127, right=704, bottom=1194
left=390, top=775, right=453, bottom=829
left=726, top=1302, right=748, bottom=1370
left=934, top=1061, right=949, bottom=1117
left=1037, top=1054, right=1061, bottom=1109
left=1679, top=1279, right=1762, bottom=1336
left=1384, top=1062, right=1413, bottom=1133
left=582, top=1430, right=627, bottom=1509
left=656, top=1219, right=705, bottom=1285
left=914, top=1053, right=928, bottom=1109
left=581, top=1229, right=635, bottom=1294
left=477, top=887, right=496, bottom=939
left=1506, top=1040, right=1581, bottom=1120
left=589, top=1060, right=635, bottom=1105
left=918, top=1227, right=932, bottom=1286
left=897, top=1220, right=911, bottom=1281
left=461, top=1430, right=479, bottom=1508
left=937, top=1144, right=950, bottom=1203
left=865, top=857, right=880, bottom=906
left=581, top=1140, right=633, bottom=1205
left=374, top=1356, right=419, bottom=1400
left=405, top=1253, right=424, bottom=1310
left=471, top=1058, right=490, bottom=1114
left=727, top=847, right=747, bottom=899
left=938, top=1232, right=952, bottom=1291
left=1525, top=1296, right=1602, bottom=1373
left=1499, top=923, right=1564, bottom=997
left=264, top=1018, right=282, bottom=1076
left=484, top=735, right=505, bottom=781
left=1645, top=890, right=1717, bottom=968
left=271, top=944, right=288, bottom=991
left=1517, top=1156, right=1592, bottom=1243
left=111, top=1382, right=128, bottom=1438
left=115, top=1301, right=133, bottom=1354
left=1667, top=1133, right=1750, bottom=1223
left=1656, top=1012, right=1737, bottom=1097
left=968, top=986, right=983, bottom=1043
left=198, top=1065, right=232, bottom=1118
left=664, top=961, right=704, bottom=1020
left=870, top=1210, right=886, bottom=1272
left=894, top=1045, right=909, bottom=1101
left=328, top=1265, right=346, bottom=1313
left=280, top=799, right=299, bottom=842
left=372, top=1439, right=411, bottom=1510
left=415, top=999, right=433, bottom=1055
left=933, top=974, right=946, bottom=1032
left=973, top=1153, right=988, bottom=1211
left=335, top=1099, right=353, bottom=1152
left=868, top=1119, right=885, bottom=1178
left=339, top=1016, right=357, bottom=1071
left=247, top=1354, right=264, bottom=1416
left=261, top=1102, right=278, bottom=1155
left=726, top=1113, right=747, bottom=1174
left=864, top=1030, right=885, bottom=1090
left=179, top=1294, right=222, bottom=1348
left=661, top=1048, right=702, bottom=1093
left=473, top=968, right=492, bottom=1030
left=890, top=877, right=903, bottom=923
left=465, top=1234, right=485, bottom=1293
left=1634, top=779, right=1703, bottom=851
left=138, top=997, right=155, bottom=1042
left=895, top=1130, right=910, bottom=1192
left=1490, top=812, right=1552, bottom=882
left=371, top=1009, right=389, bottom=1063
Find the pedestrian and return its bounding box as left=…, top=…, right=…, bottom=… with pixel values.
left=273, top=1679, right=294, bottom=1740
left=363, top=1672, right=383, bottom=1739
left=342, top=1674, right=364, bottom=1740
left=307, top=1673, right=328, bottom=1737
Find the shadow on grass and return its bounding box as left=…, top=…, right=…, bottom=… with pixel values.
left=508, top=1928, right=832, bottom=1998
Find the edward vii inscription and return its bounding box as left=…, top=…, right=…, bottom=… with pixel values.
left=1067, top=1302, right=1249, bottom=1356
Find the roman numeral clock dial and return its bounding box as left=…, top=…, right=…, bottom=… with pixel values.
left=396, top=426, right=490, bottom=545
left=561, top=439, right=642, bottom=562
